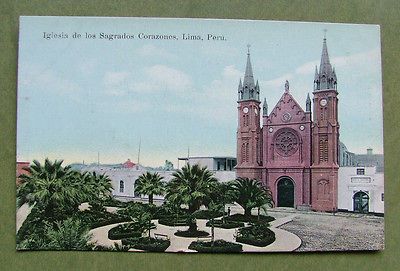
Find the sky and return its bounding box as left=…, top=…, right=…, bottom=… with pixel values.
left=17, top=17, right=383, bottom=167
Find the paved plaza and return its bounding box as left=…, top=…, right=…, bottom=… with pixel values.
left=277, top=209, right=384, bottom=251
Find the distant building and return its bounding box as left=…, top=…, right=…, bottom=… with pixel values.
left=122, top=159, right=136, bottom=168
left=354, top=148, right=384, bottom=172
left=80, top=156, right=236, bottom=201
left=339, top=141, right=356, bottom=167
left=178, top=156, right=237, bottom=171
left=338, top=148, right=384, bottom=215
left=16, top=161, right=30, bottom=185
left=338, top=166, right=384, bottom=214
left=178, top=156, right=237, bottom=183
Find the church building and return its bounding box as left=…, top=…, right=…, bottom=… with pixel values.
left=236, top=38, right=339, bottom=212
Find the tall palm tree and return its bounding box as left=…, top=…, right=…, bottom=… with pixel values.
left=84, top=171, right=113, bottom=201
left=134, top=172, right=165, bottom=204
left=166, top=164, right=218, bottom=231
left=231, top=177, right=274, bottom=218
left=17, top=159, right=83, bottom=217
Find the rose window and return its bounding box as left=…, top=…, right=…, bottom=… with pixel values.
left=274, top=129, right=299, bottom=156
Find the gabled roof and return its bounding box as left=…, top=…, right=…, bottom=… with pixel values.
left=267, top=89, right=307, bottom=124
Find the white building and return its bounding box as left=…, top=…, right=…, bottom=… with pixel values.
left=178, top=156, right=237, bottom=183
left=80, top=156, right=237, bottom=202
left=338, top=166, right=384, bottom=215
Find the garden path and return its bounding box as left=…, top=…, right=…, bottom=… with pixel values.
left=16, top=203, right=33, bottom=233
left=89, top=214, right=302, bottom=252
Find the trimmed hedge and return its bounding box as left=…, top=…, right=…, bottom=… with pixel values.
left=225, top=214, right=275, bottom=224
left=122, top=237, right=170, bottom=252
left=193, top=210, right=224, bottom=219
left=102, top=197, right=129, bottom=208
left=235, top=223, right=276, bottom=247
left=174, top=230, right=210, bottom=238
left=108, top=224, right=143, bottom=240
left=188, top=240, right=243, bottom=253
left=205, top=219, right=244, bottom=229
left=75, top=210, right=131, bottom=229
left=158, top=216, right=190, bottom=226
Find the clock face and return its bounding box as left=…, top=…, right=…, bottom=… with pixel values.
left=243, top=107, right=249, bottom=113
left=320, top=98, right=328, bottom=106
left=254, top=108, right=258, bottom=115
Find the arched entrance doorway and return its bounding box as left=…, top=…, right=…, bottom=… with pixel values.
left=353, top=191, right=369, bottom=213
left=277, top=177, right=295, bottom=207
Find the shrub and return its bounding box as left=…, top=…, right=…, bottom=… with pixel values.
left=205, top=219, right=244, bottom=229
left=122, top=237, right=170, bottom=252
left=74, top=209, right=131, bottom=229
left=225, top=214, right=275, bottom=224
left=88, top=200, right=106, bottom=212
left=151, top=204, right=189, bottom=219
left=174, top=230, right=210, bottom=238
left=235, top=223, right=275, bottom=247
left=158, top=216, right=190, bottom=227
left=117, top=202, right=148, bottom=218
left=188, top=239, right=243, bottom=253
left=93, top=243, right=130, bottom=251
left=102, top=197, right=129, bottom=208
left=108, top=223, right=145, bottom=240
left=193, top=210, right=224, bottom=219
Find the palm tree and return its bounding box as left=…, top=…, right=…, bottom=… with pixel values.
left=135, top=172, right=165, bottom=204
left=44, top=217, right=93, bottom=250
left=166, top=164, right=218, bottom=231
left=231, top=177, right=274, bottom=218
left=17, top=159, right=83, bottom=218
left=83, top=171, right=113, bottom=202
left=218, top=182, right=236, bottom=222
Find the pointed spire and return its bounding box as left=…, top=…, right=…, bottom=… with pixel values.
left=314, top=65, right=319, bottom=81
left=255, top=80, right=260, bottom=99
left=315, top=34, right=337, bottom=91
left=238, top=78, right=243, bottom=100
left=263, top=98, right=268, bottom=116
left=243, top=45, right=255, bottom=90
left=238, top=45, right=260, bottom=101
left=320, top=36, right=332, bottom=76
left=332, top=67, right=337, bottom=81
left=306, top=93, right=311, bottom=112
left=238, top=78, right=242, bottom=91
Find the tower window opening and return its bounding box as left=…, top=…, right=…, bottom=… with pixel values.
left=319, top=136, right=328, bottom=162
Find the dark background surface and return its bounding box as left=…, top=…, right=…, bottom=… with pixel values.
left=1, top=1, right=399, bottom=270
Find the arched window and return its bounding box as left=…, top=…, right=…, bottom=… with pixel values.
left=353, top=191, right=369, bottom=213
left=119, top=180, right=124, bottom=193
left=319, top=136, right=328, bottom=162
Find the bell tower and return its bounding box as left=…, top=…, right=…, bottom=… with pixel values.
left=311, top=36, right=340, bottom=212
left=236, top=46, right=262, bottom=180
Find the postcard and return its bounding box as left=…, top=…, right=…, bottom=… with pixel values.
left=16, top=16, right=384, bottom=252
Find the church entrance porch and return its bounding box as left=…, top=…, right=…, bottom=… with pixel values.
left=353, top=191, right=369, bottom=213
left=277, top=177, right=295, bottom=207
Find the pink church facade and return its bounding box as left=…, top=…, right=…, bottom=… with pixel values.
left=236, top=39, right=339, bottom=212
